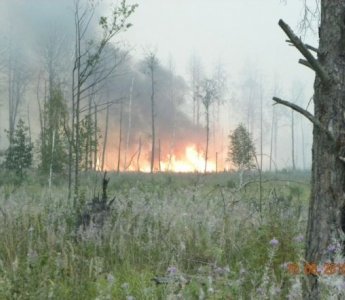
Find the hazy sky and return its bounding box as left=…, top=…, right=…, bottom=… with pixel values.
left=105, top=0, right=317, bottom=89
left=102, top=0, right=317, bottom=169
left=0, top=0, right=317, bottom=169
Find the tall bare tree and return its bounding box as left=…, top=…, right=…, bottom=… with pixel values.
left=93, top=101, right=98, bottom=170
left=124, top=77, right=134, bottom=169
left=167, top=57, right=176, bottom=171
left=273, top=2, right=345, bottom=297
left=291, top=110, right=296, bottom=170
left=38, top=26, right=70, bottom=177
left=6, top=40, right=30, bottom=144
left=145, top=52, right=158, bottom=173
left=269, top=83, right=281, bottom=172
left=199, top=78, right=220, bottom=173
left=117, top=99, right=124, bottom=173
left=101, top=103, right=109, bottom=172
left=189, top=54, right=203, bottom=127
left=288, top=82, right=304, bottom=170
left=212, top=61, right=227, bottom=168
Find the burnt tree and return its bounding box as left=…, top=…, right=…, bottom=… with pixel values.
left=77, top=172, right=115, bottom=231
left=273, top=3, right=345, bottom=298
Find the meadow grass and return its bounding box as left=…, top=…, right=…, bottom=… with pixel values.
left=0, top=169, right=332, bottom=299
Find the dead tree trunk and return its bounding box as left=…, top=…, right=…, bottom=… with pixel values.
left=158, top=138, right=161, bottom=172
left=93, top=103, right=98, bottom=170
left=269, top=106, right=275, bottom=172
left=273, top=9, right=345, bottom=298
left=137, top=136, right=142, bottom=172
left=196, top=84, right=201, bottom=158
left=149, top=58, right=156, bottom=173
left=27, top=104, right=32, bottom=144
left=215, top=152, right=218, bottom=173
left=84, top=101, right=90, bottom=171
left=204, top=103, right=210, bottom=174
left=101, top=104, right=109, bottom=172
left=73, top=4, right=82, bottom=205
left=124, top=77, right=134, bottom=169
left=48, top=130, right=56, bottom=189
left=291, top=110, right=296, bottom=170
left=301, top=120, right=306, bottom=170
left=117, top=100, right=123, bottom=173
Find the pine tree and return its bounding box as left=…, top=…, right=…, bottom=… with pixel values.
left=40, top=88, right=68, bottom=174
left=4, top=119, right=33, bottom=179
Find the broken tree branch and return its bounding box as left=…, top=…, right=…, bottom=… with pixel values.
left=272, top=96, right=334, bottom=141
left=305, top=44, right=318, bottom=53
left=299, top=59, right=314, bottom=70
left=285, top=41, right=318, bottom=54
left=279, top=19, right=330, bottom=86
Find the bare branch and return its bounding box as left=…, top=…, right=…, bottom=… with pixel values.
left=279, top=19, right=331, bottom=86
left=305, top=44, right=318, bottom=53
left=272, top=96, right=334, bottom=141
left=78, top=57, right=125, bottom=97
left=80, top=98, right=124, bottom=114
left=299, top=59, right=314, bottom=70
left=124, top=149, right=139, bottom=171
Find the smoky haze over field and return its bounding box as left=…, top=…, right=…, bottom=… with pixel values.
left=0, top=0, right=316, bottom=171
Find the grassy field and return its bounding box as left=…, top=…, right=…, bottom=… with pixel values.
left=0, top=170, right=331, bottom=299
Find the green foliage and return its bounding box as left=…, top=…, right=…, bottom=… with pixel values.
left=3, top=119, right=33, bottom=179
left=85, top=0, right=138, bottom=71
left=39, top=88, right=68, bottom=174
left=228, top=123, right=256, bottom=170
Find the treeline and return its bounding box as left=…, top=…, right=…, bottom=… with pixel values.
left=0, top=0, right=208, bottom=202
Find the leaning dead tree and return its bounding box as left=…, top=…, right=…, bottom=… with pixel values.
left=273, top=3, right=345, bottom=298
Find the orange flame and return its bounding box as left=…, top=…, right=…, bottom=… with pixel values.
left=161, top=145, right=216, bottom=173
left=104, top=144, right=217, bottom=173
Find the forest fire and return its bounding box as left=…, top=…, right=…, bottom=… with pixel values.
left=111, top=144, right=217, bottom=173
left=161, top=145, right=216, bottom=173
